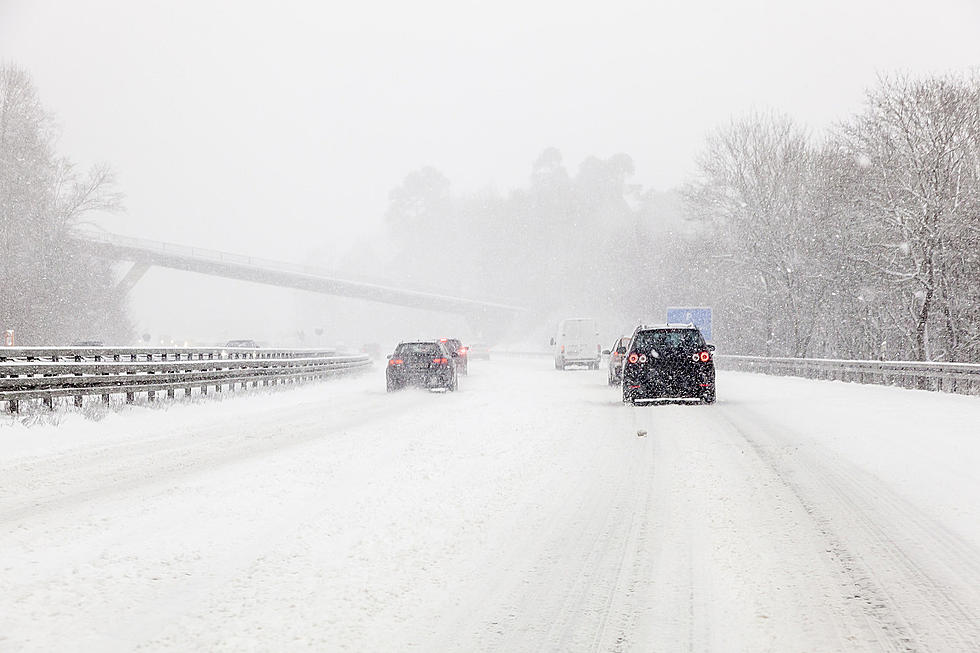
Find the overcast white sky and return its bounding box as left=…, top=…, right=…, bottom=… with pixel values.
left=1, top=0, right=978, bottom=342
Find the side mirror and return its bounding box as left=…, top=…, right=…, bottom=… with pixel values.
left=601, top=349, right=611, bottom=355
left=707, top=344, right=716, bottom=351
left=616, top=346, right=627, bottom=354
left=386, top=354, right=392, bottom=359
left=549, top=337, right=555, bottom=346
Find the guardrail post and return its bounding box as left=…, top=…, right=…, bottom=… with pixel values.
left=74, top=395, right=83, bottom=408
left=7, top=399, right=18, bottom=413
left=167, top=388, right=175, bottom=399
left=185, top=387, right=192, bottom=398
left=43, top=397, right=53, bottom=410
left=126, top=392, right=135, bottom=403
left=102, top=393, right=110, bottom=406
left=148, top=390, right=155, bottom=402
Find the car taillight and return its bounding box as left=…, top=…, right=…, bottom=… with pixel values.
left=561, top=345, right=565, bottom=353
left=389, top=359, right=403, bottom=366
left=432, top=357, right=448, bottom=364
left=628, top=353, right=639, bottom=364
left=699, top=351, right=711, bottom=362
left=597, top=344, right=601, bottom=353
left=459, top=347, right=468, bottom=354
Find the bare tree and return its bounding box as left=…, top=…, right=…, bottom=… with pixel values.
left=685, top=113, right=834, bottom=356
left=0, top=64, right=129, bottom=345
left=841, top=74, right=980, bottom=362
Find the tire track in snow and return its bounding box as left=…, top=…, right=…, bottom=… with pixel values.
left=717, top=405, right=980, bottom=651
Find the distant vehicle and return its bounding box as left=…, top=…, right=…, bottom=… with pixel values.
left=71, top=340, right=104, bottom=347
left=225, top=339, right=261, bottom=348
left=468, top=343, right=491, bottom=360
left=622, top=324, right=715, bottom=404
left=551, top=318, right=601, bottom=370
left=441, top=338, right=468, bottom=375
left=386, top=340, right=458, bottom=392
left=603, top=336, right=630, bottom=386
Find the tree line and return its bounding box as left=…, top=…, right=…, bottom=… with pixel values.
left=686, top=74, right=980, bottom=362
left=0, top=65, right=130, bottom=345
left=363, top=72, right=979, bottom=362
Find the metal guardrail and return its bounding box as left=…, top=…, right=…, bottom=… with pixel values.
left=716, top=354, right=980, bottom=395
left=0, top=346, right=371, bottom=413
left=491, top=350, right=980, bottom=395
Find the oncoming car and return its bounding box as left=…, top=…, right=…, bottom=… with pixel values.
left=621, top=324, right=715, bottom=404
left=386, top=340, right=458, bottom=392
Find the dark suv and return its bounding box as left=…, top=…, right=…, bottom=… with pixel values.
left=621, top=325, right=715, bottom=404
left=386, top=340, right=458, bottom=392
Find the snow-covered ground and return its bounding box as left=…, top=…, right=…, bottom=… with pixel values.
left=1, top=359, right=979, bottom=651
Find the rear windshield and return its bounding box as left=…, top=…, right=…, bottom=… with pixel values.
left=631, top=329, right=705, bottom=353
left=395, top=342, right=442, bottom=356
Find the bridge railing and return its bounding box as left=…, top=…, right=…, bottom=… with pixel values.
left=715, top=354, right=980, bottom=395
left=0, top=346, right=371, bottom=413
left=75, top=229, right=526, bottom=307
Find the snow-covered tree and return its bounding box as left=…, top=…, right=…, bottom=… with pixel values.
left=0, top=64, right=130, bottom=345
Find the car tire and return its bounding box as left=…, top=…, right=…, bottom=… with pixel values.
left=702, top=391, right=716, bottom=404
left=386, top=380, right=398, bottom=393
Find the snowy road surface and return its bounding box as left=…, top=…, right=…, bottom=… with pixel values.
left=2, top=358, right=980, bottom=651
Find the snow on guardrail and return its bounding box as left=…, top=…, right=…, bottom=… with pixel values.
left=715, top=354, right=980, bottom=395
left=0, top=346, right=371, bottom=413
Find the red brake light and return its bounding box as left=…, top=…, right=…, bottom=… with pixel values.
left=561, top=345, right=565, bottom=353
left=389, top=358, right=403, bottom=366
left=699, top=351, right=711, bottom=362
left=432, top=357, right=448, bottom=364
left=628, top=353, right=639, bottom=364
left=439, top=338, right=448, bottom=342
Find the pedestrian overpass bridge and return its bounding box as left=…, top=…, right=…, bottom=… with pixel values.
left=72, top=230, right=526, bottom=318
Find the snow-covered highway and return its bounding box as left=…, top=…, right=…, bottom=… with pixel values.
left=2, top=358, right=979, bottom=652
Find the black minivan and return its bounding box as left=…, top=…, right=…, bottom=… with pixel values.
left=621, top=325, right=715, bottom=404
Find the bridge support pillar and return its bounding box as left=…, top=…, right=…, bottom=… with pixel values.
left=116, top=261, right=151, bottom=295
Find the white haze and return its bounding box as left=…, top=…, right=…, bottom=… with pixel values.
left=1, top=0, right=978, bottom=346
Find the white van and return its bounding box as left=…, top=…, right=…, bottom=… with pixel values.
left=551, top=318, right=601, bottom=370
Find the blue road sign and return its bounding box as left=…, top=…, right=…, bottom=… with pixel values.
left=666, top=307, right=712, bottom=342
